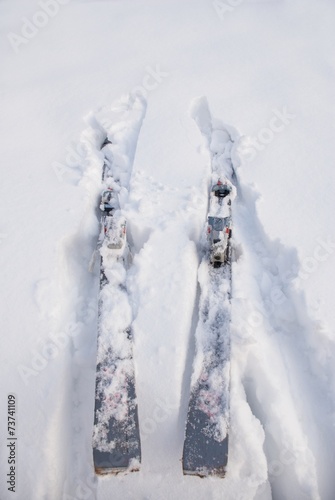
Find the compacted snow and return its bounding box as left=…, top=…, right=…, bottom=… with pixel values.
left=1, top=0, right=335, bottom=499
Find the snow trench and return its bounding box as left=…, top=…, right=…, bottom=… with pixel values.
left=58, top=94, right=147, bottom=495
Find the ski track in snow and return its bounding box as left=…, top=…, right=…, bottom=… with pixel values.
left=36, top=94, right=148, bottom=498
left=231, top=185, right=335, bottom=500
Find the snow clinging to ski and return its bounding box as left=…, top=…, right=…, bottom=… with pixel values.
left=92, top=95, right=146, bottom=475
left=182, top=97, right=237, bottom=477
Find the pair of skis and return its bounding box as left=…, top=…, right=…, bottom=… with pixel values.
left=92, top=96, right=237, bottom=477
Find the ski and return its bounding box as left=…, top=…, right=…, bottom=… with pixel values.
left=92, top=96, right=146, bottom=475
left=182, top=98, right=237, bottom=477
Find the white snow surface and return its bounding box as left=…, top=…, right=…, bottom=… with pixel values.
left=1, top=0, right=335, bottom=499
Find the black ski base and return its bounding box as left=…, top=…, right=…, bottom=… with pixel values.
left=182, top=387, right=228, bottom=478
left=93, top=378, right=141, bottom=475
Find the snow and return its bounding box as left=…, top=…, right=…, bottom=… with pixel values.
left=1, top=0, right=335, bottom=499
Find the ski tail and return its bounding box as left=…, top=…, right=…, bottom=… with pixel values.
left=93, top=374, right=141, bottom=475
left=182, top=387, right=228, bottom=477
